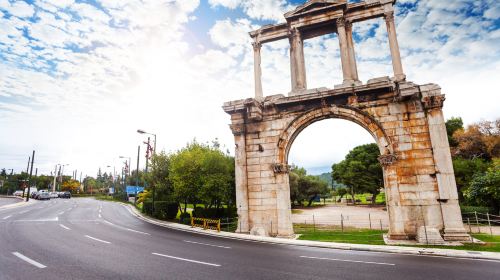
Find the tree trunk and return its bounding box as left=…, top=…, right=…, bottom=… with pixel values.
left=307, top=197, right=314, bottom=207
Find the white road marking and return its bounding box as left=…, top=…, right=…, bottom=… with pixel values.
left=58, top=211, right=65, bottom=215
left=3, top=215, right=12, bottom=220
left=183, top=240, right=231, bottom=249
left=126, top=228, right=150, bottom=235
left=103, top=220, right=150, bottom=235
left=299, top=256, right=395, bottom=266
left=13, top=217, right=59, bottom=222
left=19, top=210, right=30, bottom=214
left=152, top=253, right=221, bottom=267
left=98, top=214, right=102, bottom=218
left=85, top=235, right=111, bottom=244
left=59, top=224, right=71, bottom=230
left=12, top=252, right=46, bottom=268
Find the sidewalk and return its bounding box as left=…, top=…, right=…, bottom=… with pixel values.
left=124, top=204, right=500, bottom=261
left=0, top=196, right=33, bottom=210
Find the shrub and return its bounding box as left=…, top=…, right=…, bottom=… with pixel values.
left=143, top=201, right=153, bottom=215
left=153, top=201, right=178, bottom=220
left=179, top=212, right=191, bottom=225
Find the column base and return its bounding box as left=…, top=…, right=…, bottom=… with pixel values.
left=334, top=80, right=362, bottom=89
left=392, top=74, right=406, bottom=82
left=443, top=228, right=473, bottom=242
left=387, top=233, right=410, bottom=240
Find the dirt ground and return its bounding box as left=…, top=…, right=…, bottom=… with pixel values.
left=292, top=203, right=389, bottom=229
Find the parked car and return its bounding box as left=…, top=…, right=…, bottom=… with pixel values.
left=13, top=190, right=23, bottom=196
left=49, top=192, right=59, bottom=198
left=37, top=191, right=50, bottom=200
left=59, top=192, right=71, bottom=199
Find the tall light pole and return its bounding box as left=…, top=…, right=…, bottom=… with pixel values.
left=137, top=129, right=157, bottom=153
left=137, top=129, right=157, bottom=214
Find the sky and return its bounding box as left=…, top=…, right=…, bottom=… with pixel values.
left=0, top=0, right=499, bottom=177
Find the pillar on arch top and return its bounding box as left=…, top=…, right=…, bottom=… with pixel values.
left=336, top=17, right=354, bottom=85
left=289, top=28, right=307, bottom=93
left=384, top=11, right=406, bottom=81
left=345, top=20, right=359, bottom=82
left=252, top=41, right=264, bottom=100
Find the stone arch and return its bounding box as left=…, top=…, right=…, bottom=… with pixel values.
left=277, top=105, right=395, bottom=166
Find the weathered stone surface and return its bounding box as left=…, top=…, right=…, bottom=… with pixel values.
left=223, top=0, right=470, bottom=242
left=416, top=226, right=445, bottom=245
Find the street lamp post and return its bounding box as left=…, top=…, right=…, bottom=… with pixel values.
left=137, top=129, right=157, bottom=214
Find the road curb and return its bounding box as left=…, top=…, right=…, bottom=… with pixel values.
left=119, top=203, right=500, bottom=261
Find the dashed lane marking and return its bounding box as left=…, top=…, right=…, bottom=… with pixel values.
left=183, top=240, right=231, bottom=249
left=12, top=252, right=46, bottom=268
left=59, top=224, right=71, bottom=230
left=85, top=235, right=111, bottom=244
left=2, top=215, right=12, bottom=220
left=152, top=253, right=221, bottom=267
left=103, top=220, right=150, bottom=235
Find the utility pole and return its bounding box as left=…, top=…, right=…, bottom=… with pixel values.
left=52, top=165, right=58, bottom=192
left=26, top=151, right=35, bottom=202
left=135, top=145, right=140, bottom=204
left=22, top=156, right=30, bottom=198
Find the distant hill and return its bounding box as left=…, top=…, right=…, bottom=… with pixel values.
left=314, top=172, right=345, bottom=189
left=315, top=172, right=332, bottom=187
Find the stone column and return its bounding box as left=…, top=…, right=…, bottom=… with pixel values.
left=421, top=87, right=470, bottom=241
left=345, top=21, right=359, bottom=82
left=384, top=11, right=405, bottom=81
left=289, top=28, right=307, bottom=93
left=336, top=17, right=354, bottom=85
left=252, top=41, right=264, bottom=100
left=231, top=123, right=249, bottom=233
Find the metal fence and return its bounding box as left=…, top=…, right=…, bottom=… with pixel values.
left=462, top=212, right=500, bottom=235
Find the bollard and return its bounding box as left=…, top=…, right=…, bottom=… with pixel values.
left=369, top=213, right=372, bottom=230
left=487, top=213, right=493, bottom=236
left=270, top=220, right=273, bottom=236
left=379, top=219, right=382, bottom=231
left=474, top=211, right=480, bottom=233
left=239, top=220, right=242, bottom=233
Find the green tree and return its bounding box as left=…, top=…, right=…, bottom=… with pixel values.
left=446, top=117, right=463, bottom=148
left=453, top=158, right=490, bottom=202
left=331, top=143, right=383, bottom=205
left=148, top=152, right=173, bottom=201
left=464, top=160, right=500, bottom=214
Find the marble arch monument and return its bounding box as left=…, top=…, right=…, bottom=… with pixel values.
left=223, top=0, right=470, bottom=241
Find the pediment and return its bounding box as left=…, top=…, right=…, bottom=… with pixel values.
left=284, top=0, right=347, bottom=19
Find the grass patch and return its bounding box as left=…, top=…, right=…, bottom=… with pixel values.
left=291, top=209, right=303, bottom=214
left=294, top=225, right=500, bottom=252
left=404, top=234, right=500, bottom=253
left=295, top=225, right=386, bottom=245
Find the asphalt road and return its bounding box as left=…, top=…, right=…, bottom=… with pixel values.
left=0, top=198, right=498, bottom=280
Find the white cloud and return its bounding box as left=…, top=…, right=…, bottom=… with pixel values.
left=0, top=0, right=498, bottom=176
left=0, top=0, right=35, bottom=18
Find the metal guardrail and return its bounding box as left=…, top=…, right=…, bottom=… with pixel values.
left=191, top=217, right=221, bottom=232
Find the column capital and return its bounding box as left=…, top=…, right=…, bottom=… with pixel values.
left=272, top=163, right=290, bottom=174
left=289, top=27, right=301, bottom=40
left=422, top=94, right=446, bottom=110
left=252, top=41, right=262, bottom=51
left=344, top=20, right=352, bottom=30
left=336, top=17, right=345, bottom=28
left=229, top=123, right=246, bottom=135
left=384, top=11, right=395, bottom=22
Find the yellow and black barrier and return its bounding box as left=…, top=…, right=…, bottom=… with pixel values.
left=191, top=217, right=221, bottom=232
